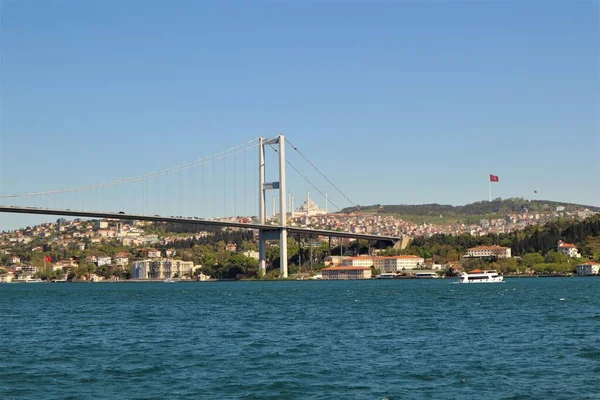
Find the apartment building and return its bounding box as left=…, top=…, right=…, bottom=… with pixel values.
left=373, top=255, right=425, bottom=273
left=321, top=266, right=372, bottom=280
left=466, top=246, right=512, bottom=259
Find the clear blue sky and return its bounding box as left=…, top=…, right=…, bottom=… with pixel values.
left=1, top=1, right=599, bottom=230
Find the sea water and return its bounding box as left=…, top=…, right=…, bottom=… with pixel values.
left=1, top=278, right=599, bottom=399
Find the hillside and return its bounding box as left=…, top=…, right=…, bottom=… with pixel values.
left=342, top=198, right=600, bottom=223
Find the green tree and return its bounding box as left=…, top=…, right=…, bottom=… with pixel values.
left=491, top=257, right=518, bottom=274
left=544, top=250, right=569, bottom=264
left=521, top=253, right=544, bottom=268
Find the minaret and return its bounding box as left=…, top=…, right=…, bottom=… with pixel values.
left=325, top=191, right=328, bottom=214
left=272, top=196, right=276, bottom=218
left=291, top=194, right=294, bottom=217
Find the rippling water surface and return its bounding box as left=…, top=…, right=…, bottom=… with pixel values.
left=1, top=278, right=599, bottom=399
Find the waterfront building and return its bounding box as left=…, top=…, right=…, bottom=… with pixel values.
left=373, top=255, right=425, bottom=273
left=0, top=271, right=14, bottom=283
left=18, top=265, right=39, bottom=274
left=557, top=241, right=581, bottom=258
left=321, top=266, right=372, bottom=280
left=575, top=261, right=600, bottom=276
left=147, top=259, right=196, bottom=279
left=132, top=260, right=151, bottom=279
left=466, top=245, right=512, bottom=259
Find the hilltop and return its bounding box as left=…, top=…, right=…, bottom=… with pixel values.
left=342, top=198, right=600, bottom=224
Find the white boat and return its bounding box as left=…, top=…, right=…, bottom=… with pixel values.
left=378, top=273, right=397, bottom=279
left=459, top=269, right=504, bottom=283
left=164, top=278, right=177, bottom=283
left=415, top=272, right=439, bottom=279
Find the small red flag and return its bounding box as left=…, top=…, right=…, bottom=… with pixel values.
left=44, top=256, right=52, bottom=262
left=489, top=174, right=499, bottom=182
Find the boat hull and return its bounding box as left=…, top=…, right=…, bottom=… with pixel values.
left=458, top=270, right=504, bottom=283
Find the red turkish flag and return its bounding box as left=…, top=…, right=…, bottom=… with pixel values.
left=489, top=174, right=499, bottom=182
left=44, top=256, right=52, bottom=262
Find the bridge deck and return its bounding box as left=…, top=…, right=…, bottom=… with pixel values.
left=0, top=206, right=399, bottom=242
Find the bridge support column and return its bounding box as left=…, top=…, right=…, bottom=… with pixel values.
left=278, top=134, right=287, bottom=278
left=258, top=137, right=266, bottom=277
left=258, top=134, right=288, bottom=278
left=259, top=231, right=266, bottom=277
left=280, top=228, right=288, bottom=278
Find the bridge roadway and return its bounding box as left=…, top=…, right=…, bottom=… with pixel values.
left=0, top=206, right=400, bottom=243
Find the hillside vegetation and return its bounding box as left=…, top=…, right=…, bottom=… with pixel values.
left=342, top=198, right=599, bottom=224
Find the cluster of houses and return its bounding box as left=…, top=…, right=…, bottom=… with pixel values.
left=0, top=247, right=211, bottom=283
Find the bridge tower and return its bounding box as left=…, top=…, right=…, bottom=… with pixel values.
left=258, top=135, right=288, bottom=278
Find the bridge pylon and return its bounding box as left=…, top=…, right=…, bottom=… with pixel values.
left=258, top=135, right=288, bottom=278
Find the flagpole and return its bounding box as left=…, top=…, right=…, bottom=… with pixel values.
left=489, top=179, right=491, bottom=202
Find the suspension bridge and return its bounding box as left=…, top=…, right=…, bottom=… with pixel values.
left=0, top=135, right=400, bottom=277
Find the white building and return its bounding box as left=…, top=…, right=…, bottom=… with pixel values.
left=17, top=265, right=39, bottom=277
left=557, top=241, right=581, bottom=258
left=243, top=250, right=259, bottom=260
left=466, top=246, right=512, bottom=259
left=295, top=192, right=326, bottom=216
left=340, top=256, right=373, bottom=268
left=147, top=259, right=196, bottom=279
left=321, top=266, right=372, bottom=280
left=147, top=249, right=161, bottom=258
left=165, top=249, right=176, bottom=258
left=132, top=260, right=151, bottom=279
left=97, top=256, right=112, bottom=267
left=113, top=252, right=129, bottom=266
left=575, top=261, right=600, bottom=276
left=373, top=255, right=425, bottom=273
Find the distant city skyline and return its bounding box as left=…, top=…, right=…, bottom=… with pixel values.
left=1, top=1, right=599, bottom=231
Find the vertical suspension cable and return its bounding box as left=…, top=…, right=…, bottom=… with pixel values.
left=178, top=167, right=182, bottom=216
left=234, top=148, right=237, bottom=217
left=244, top=147, right=247, bottom=217
left=212, top=159, right=216, bottom=218
left=191, top=166, right=195, bottom=217
left=253, top=145, right=257, bottom=219
left=145, top=177, right=149, bottom=215
left=223, top=155, right=227, bottom=217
